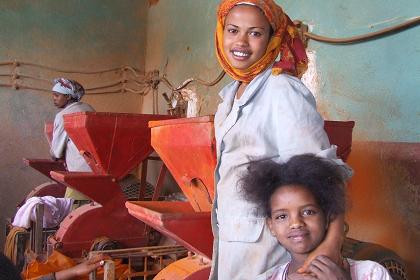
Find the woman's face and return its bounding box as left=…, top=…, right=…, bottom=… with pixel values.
left=52, top=92, right=70, bottom=108
left=267, top=185, right=327, bottom=259
left=223, top=5, right=271, bottom=70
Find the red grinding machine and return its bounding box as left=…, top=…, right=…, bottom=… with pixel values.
left=23, top=112, right=173, bottom=258
left=126, top=116, right=355, bottom=279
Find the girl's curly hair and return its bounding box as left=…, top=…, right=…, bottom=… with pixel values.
left=240, top=154, right=347, bottom=218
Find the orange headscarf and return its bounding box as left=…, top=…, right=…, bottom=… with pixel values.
left=216, top=0, right=308, bottom=83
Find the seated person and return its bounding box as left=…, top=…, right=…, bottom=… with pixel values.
left=50, top=78, right=95, bottom=201
left=241, top=154, right=392, bottom=280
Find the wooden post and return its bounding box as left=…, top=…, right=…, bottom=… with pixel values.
left=34, top=203, right=44, bottom=254
left=104, top=260, right=115, bottom=280
left=89, top=269, right=97, bottom=280
left=151, top=164, right=167, bottom=201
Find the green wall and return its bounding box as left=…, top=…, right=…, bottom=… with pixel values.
left=284, top=0, right=420, bottom=142
left=143, top=0, right=224, bottom=115
left=0, top=0, right=148, bottom=252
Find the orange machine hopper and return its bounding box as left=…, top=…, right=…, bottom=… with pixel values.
left=63, top=112, right=174, bottom=180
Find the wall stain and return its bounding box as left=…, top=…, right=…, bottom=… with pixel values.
left=346, top=141, right=420, bottom=279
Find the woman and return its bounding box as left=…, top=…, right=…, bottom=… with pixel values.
left=210, top=1, right=351, bottom=279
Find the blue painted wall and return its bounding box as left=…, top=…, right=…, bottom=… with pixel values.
left=283, top=0, right=420, bottom=142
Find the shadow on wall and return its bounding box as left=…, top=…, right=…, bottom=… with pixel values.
left=346, top=141, right=420, bottom=279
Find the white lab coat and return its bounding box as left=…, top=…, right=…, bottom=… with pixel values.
left=50, top=101, right=94, bottom=200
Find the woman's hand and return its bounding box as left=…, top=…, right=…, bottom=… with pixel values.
left=299, top=214, right=345, bottom=273
left=298, top=240, right=342, bottom=273
left=55, top=254, right=108, bottom=280
left=305, top=255, right=351, bottom=280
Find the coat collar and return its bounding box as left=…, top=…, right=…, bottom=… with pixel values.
left=219, top=65, right=273, bottom=107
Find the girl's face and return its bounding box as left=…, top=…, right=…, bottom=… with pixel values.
left=223, top=5, right=271, bottom=70
left=267, top=185, right=327, bottom=260
left=52, top=92, right=71, bottom=108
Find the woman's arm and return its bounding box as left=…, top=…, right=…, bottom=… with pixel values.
left=299, top=214, right=344, bottom=273
left=50, top=114, right=67, bottom=160
left=55, top=254, right=106, bottom=280
left=38, top=254, right=106, bottom=280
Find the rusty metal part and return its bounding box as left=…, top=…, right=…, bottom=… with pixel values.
left=89, top=244, right=187, bottom=259
left=90, top=237, right=121, bottom=252
left=126, top=201, right=213, bottom=259
left=88, top=245, right=188, bottom=280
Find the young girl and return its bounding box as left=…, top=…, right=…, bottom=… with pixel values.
left=241, top=154, right=392, bottom=280
left=211, top=0, right=351, bottom=279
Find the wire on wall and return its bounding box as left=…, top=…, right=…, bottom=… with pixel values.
left=0, top=61, right=156, bottom=96
left=296, top=16, right=420, bottom=45
left=0, top=61, right=226, bottom=114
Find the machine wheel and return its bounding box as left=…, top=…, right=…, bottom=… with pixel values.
left=342, top=237, right=407, bottom=280
left=90, top=237, right=121, bottom=252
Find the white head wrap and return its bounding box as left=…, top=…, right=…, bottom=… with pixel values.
left=52, top=78, right=85, bottom=101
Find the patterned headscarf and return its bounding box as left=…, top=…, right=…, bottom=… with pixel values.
left=52, top=78, right=85, bottom=101
left=216, top=0, right=308, bottom=83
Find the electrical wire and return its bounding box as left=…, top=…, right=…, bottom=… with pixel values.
left=302, top=16, right=420, bottom=44
left=160, top=70, right=226, bottom=92
left=0, top=61, right=150, bottom=96
left=20, top=62, right=134, bottom=74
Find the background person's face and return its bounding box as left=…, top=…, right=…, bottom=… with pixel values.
left=223, top=5, right=271, bottom=70
left=52, top=92, right=70, bottom=108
